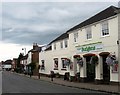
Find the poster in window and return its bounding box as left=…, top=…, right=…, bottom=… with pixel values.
left=112, top=64, right=118, bottom=73
left=70, top=62, right=73, bottom=71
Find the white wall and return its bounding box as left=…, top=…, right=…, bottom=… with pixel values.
left=68, top=16, right=119, bottom=82
left=39, top=50, right=53, bottom=75
left=39, top=39, right=71, bottom=76
left=27, top=52, right=32, bottom=65
left=39, top=15, right=119, bottom=82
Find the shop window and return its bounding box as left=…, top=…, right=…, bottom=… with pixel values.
left=86, top=27, right=92, bottom=39
left=64, top=40, right=68, bottom=48
left=101, top=21, right=109, bottom=36
left=73, top=32, right=78, bottom=42
left=112, top=64, right=118, bottom=73
left=41, top=60, right=45, bottom=70
left=54, top=58, right=58, bottom=70
left=60, top=41, right=63, bottom=49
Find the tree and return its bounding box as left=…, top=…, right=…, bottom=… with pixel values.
left=29, top=62, right=36, bottom=71
left=17, top=53, right=24, bottom=68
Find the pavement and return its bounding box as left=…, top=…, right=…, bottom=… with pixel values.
left=15, top=72, right=119, bottom=94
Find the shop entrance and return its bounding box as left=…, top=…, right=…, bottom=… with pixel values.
left=84, top=54, right=95, bottom=82
left=99, top=52, right=110, bottom=84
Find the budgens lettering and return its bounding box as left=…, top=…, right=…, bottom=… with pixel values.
left=82, top=46, right=95, bottom=52
left=76, top=42, right=103, bottom=53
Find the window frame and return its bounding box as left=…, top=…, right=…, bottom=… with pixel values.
left=54, top=58, right=58, bottom=69
left=54, top=43, right=56, bottom=50
left=101, top=21, right=109, bottom=37
left=86, top=27, right=92, bottom=40
left=73, top=32, right=78, bottom=43
left=41, top=60, right=45, bottom=70
left=60, top=41, right=63, bottom=49
left=61, top=59, right=66, bottom=68
left=64, top=40, right=68, bottom=48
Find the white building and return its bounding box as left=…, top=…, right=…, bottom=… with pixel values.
left=39, top=6, right=120, bottom=84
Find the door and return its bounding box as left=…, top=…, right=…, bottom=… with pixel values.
left=86, top=56, right=95, bottom=82
left=102, top=55, right=110, bottom=84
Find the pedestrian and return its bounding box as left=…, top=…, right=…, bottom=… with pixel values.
left=29, top=68, right=32, bottom=77
left=50, top=71, right=54, bottom=81
left=38, top=65, right=41, bottom=79
left=38, top=73, right=40, bottom=79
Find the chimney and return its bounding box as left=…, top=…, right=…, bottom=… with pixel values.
left=33, top=43, right=39, bottom=50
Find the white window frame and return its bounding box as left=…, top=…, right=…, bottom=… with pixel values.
left=64, top=40, right=68, bottom=48
left=41, top=60, right=45, bottom=70
left=86, top=27, right=92, bottom=40
left=60, top=41, right=63, bottom=49
left=54, top=43, right=56, bottom=50
left=54, top=58, right=58, bottom=69
left=73, top=32, right=78, bottom=43
left=61, top=59, right=66, bottom=68
left=101, top=21, right=109, bottom=37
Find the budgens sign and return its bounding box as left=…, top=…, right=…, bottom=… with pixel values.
left=76, top=42, right=103, bottom=53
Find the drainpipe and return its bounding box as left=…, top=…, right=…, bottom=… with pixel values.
left=117, top=5, right=120, bottom=92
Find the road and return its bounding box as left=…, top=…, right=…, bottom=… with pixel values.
left=2, top=71, right=110, bottom=94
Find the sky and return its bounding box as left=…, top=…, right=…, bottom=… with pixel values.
left=0, top=0, right=119, bottom=61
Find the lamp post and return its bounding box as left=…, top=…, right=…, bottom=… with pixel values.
left=22, top=48, right=26, bottom=56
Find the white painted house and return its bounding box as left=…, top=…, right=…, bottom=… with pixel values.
left=39, top=6, right=120, bottom=84
left=39, top=33, right=71, bottom=76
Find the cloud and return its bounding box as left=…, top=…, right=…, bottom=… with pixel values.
left=2, top=2, right=118, bottom=46
left=0, top=41, right=32, bottom=61
left=1, top=2, right=119, bottom=61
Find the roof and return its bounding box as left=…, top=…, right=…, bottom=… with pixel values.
left=49, top=33, right=69, bottom=44
left=3, top=59, right=12, bottom=65
left=45, top=45, right=52, bottom=51
left=67, top=6, right=120, bottom=33
left=28, top=47, right=41, bottom=53
left=21, top=54, right=28, bottom=60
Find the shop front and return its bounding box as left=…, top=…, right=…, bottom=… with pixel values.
left=83, top=53, right=98, bottom=83
left=99, top=52, right=110, bottom=84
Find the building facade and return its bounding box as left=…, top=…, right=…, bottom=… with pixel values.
left=12, top=58, right=18, bottom=71
left=27, top=43, right=41, bottom=75
left=39, top=6, right=120, bottom=84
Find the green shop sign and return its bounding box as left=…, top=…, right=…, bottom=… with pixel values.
left=76, top=42, right=103, bottom=53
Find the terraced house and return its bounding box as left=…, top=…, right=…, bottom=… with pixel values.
left=39, top=6, right=120, bottom=84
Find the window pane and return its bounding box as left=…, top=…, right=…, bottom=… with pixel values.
left=64, top=40, right=68, bottom=48
left=54, top=58, right=58, bottom=69
left=54, top=43, right=56, bottom=50
left=74, top=32, right=78, bottom=42
left=86, top=27, right=92, bottom=39
left=60, top=42, right=63, bottom=48
left=62, top=60, right=66, bottom=68
left=101, top=21, right=109, bottom=36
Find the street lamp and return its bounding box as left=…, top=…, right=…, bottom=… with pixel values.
left=22, top=48, right=26, bottom=56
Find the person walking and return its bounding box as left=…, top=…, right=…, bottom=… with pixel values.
left=50, top=71, right=54, bottom=81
